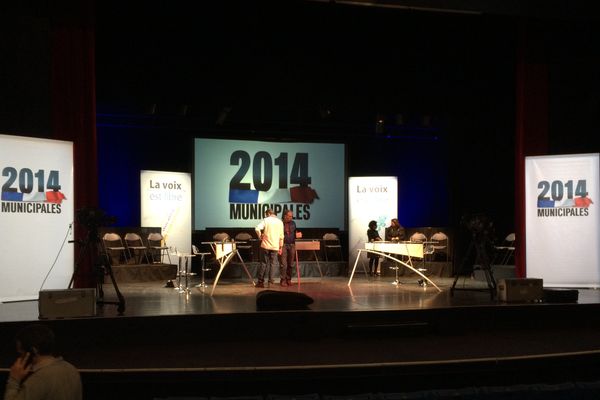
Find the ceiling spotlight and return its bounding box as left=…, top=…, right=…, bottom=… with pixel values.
left=216, top=107, right=232, bottom=126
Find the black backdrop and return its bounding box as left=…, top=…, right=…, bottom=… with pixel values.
left=3, top=1, right=600, bottom=270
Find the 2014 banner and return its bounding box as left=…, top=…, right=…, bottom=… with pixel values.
left=525, top=153, right=600, bottom=287
left=194, top=138, right=345, bottom=229
left=0, top=134, right=74, bottom=301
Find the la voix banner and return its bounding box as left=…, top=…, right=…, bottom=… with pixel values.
left=525, top=153, right=600, bottom=287
left=194, top=138, right=345, bottom=229
left=348, top=176, right=398, bottom=265
left=141, top=170, right=191, bottom=258
left=0, top=134, right=74, bottom=302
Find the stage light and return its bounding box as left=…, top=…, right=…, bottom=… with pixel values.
left=375, top=114, right=385, bottom=134
left=422, top=114, right=432, bottom=127
left=178, top=104, right=189, bottom=116
left=319, top=106, right=332, bottom=119
left=146, top=103, right=157, bottom=115
left=395, top=113, right=404, bottom=125
left=216, top=107, right=232, bottom=126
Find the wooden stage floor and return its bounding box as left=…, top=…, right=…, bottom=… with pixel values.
left=3, top=274, right=589, bottom=322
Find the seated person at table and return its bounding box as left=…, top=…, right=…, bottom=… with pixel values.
left=385, top=218, right=405, bottom=242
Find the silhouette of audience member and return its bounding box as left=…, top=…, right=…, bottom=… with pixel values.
left=4, top=324, right=82, bottom=400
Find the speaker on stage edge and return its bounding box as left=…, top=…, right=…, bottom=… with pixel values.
left=38, top=288, right=96, bottom=319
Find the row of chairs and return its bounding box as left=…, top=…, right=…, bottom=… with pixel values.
left=406, top=231, right=515, bottom=265
left=408, top=231, right=450, bottom=261
left=102, top=232, right=171, bottom=266
left=211, top=232, right=344, bottom=261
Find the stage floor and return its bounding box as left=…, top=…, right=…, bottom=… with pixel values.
left=3, top=275, right=600, bottom=321
left=0, top=275, right=542, bottom=322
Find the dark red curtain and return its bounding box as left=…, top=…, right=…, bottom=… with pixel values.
left=515, top=20, right=549, bottom=278
left=50, top=1, right=98, bottom=288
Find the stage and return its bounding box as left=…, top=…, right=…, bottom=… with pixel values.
left=2, top=271, right=600, bottom=398
left=1, top=259, right=510, bottom=323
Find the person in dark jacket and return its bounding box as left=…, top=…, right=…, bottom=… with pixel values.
left=367, top=220, right=382, bottom=276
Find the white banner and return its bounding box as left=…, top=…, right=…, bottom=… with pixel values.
left=0, top=134, right=74, bottom=302
left=348, top=177, right=398, bottom=266
left=525, top=153, right=600, bottom=287
left=141, top=170, right=191, bottom=259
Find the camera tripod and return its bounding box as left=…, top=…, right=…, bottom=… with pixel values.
left=69, top=228, right=126, bottom=315
left=450, top=232, right=496, bottom=300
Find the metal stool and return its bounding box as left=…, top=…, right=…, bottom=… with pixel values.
left=195, top=253, right=212, bottom=289
left=389, top=261, right=401, bottom=285
left=417, top=242, right=435, bottom=287
left=192, top=245, right=211, bottom=289
left=175, top=252, right=195, bottom=293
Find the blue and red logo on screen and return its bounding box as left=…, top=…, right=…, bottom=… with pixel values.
left=229, top=185, right=319, bottom=204
left=537, top=194, right=593, bottom=208
left=229, top=188, right=259, bottom=203
left=1, top=190, right=67, bottom=204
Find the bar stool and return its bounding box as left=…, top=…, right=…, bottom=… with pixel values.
left=389, top=260, right=401, bottom=285
left=417, top=241, right=435, bottom=287
left=174, top=250, right=195, bottom=293
left=192, top=245, right=211, bottom=289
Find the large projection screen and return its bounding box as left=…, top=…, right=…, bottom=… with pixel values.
left=0, top=134, right=74, bottom=302
left=525, top=153, right=600, bottom=287
left=194, top=138, right=345, bottom=229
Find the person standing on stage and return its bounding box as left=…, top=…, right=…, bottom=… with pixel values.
left=385, top=218, right=406, bottom=242
left=255, top=209, right=284, bottom=288
left=280, top=209, right=302, bottom=286
left=367, top=220, right=382, bottom=276
left=4, top=324, right=82, bottom=400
